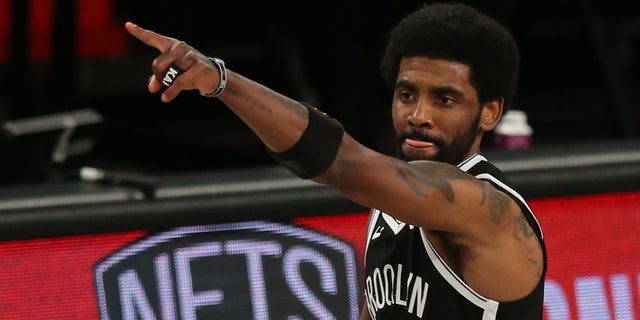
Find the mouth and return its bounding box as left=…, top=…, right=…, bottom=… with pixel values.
left=404, top=138, right=435, bottom=148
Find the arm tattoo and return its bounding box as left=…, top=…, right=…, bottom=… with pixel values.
left=517, top=213, right=535, bottom=238
left=391, top=159, right=474, bottom=203
left=477, top=180, right=487, bottom=205
left=258, top=85, right=307, bottom=117
left=228, top=75, right=306, bottom=118
left=392, top=159, right=426, bottom=197
left=488, top=187, right=509, bottom=225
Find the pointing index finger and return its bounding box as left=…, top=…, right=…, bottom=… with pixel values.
left=125, top=22, right=175, bottom=53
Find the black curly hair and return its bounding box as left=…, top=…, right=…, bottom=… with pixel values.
left=380, top=2, right=520, bottom=113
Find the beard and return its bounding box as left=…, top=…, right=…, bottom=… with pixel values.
left=395, top=112, right=481, bottom=165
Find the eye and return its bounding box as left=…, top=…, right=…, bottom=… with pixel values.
left=435, top=95, right=455, bottom=106
left=397, top=90, right=416, bottom=103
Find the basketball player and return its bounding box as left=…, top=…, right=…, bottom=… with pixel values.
left=125, top=2, right=546, bottom=319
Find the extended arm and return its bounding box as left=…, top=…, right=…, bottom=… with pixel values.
left=124, top=22, right=509, bottom=235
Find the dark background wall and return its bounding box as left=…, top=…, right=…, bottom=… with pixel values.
left=0, top=0, right=639, bottom=185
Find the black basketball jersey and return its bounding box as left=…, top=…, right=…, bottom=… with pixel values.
left=363, top=154, right=547, bottom=320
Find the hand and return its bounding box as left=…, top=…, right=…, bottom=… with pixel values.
left=124, top=22, right=221, bottom=102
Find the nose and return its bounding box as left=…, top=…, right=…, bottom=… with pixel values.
left=407, top=101, right=434, bottom=128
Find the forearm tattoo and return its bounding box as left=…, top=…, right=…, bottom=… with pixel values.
left=258, top=85, right=307, bottom=117
left=227, top=75, right=306, bottom=118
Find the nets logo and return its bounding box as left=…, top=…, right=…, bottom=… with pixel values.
left=95, top=221, right=360, bottom=320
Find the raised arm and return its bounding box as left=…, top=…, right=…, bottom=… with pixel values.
left=124, top=22, right=511, bottom=236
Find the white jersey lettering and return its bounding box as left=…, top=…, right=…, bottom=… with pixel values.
left=365, top=263, right=429, bottom=318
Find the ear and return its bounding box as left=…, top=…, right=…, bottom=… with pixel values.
left=479, top=98, right=504, bottom=131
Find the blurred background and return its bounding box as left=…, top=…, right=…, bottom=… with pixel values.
left=0, top=0, right=639, bottom=186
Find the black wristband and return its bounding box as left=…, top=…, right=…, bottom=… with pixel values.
left=268, top=102, right=344, bottom=179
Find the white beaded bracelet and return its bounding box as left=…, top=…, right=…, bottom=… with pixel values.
left=201, top=57, right=227, bottom=98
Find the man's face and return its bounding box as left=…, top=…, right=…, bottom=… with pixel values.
left=391, top=57, right=484, bottom=165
